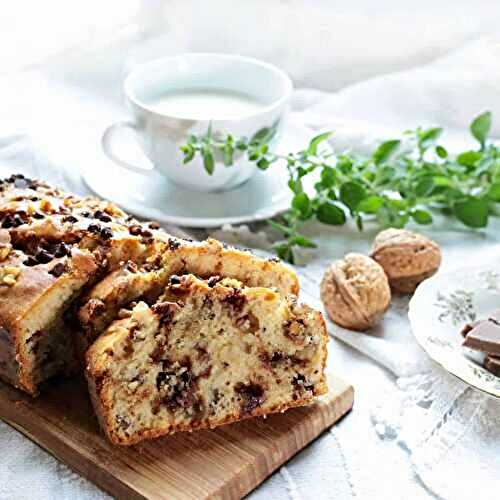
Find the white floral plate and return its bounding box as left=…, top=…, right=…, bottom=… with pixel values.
left=409, top=263, right=500, bottom=398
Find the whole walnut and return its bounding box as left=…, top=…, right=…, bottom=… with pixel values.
left=320, top=253, right=391, bottom=331
left=370, top=228, right=441, bottom=294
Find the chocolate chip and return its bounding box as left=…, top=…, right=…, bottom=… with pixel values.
left=80, top=211, right=91, bottom=218
left=12, top=213, right=27, bottom=227
left=94, top=210, right=112, bottom=223
left=126, top=261, right=138, bottom=273
left=222, top=288, right=246, bottom=312
left=87, top=223, right=101, bottom=235
left=128, top=225, right=142, bottom=236
left=207, top=276, right=222, bottom=288
left=1, top=215, right=14, bottom=229
left=100, top=227, right=113, bottom=240
left=169, top=275, right=181, bottom=285
left=292, top=374, right=314, bottom=394
left=62, top=215, right=78, bottom=224
left=23, top=256, right=38, bottom=267
left=168, top=238, right=181, bottom=251
left=156, top=359, right=198, bottom=411
left=49, top=262, right=67, bottom=277
left=234, top=382, right=265, bottom=414
left=53, top=242, right=70, bottom=258
left=36, top=249, right=53, bottom=264
left=149, top=221, right=160, bottom=230
left=115, top=415, right=130, bottom=430
left=32, top=212, right=45, bottom=220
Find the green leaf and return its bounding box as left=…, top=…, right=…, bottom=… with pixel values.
left=256, top=157, right=271, bottom=170
left=268, top=220, right=294, bottom=236
left=436, top=145, right=448, bottom=158
left=373, top=139, right=401, bottom=165
left=454, top=197, right=489, bottom=228
left=223, top=144, right=234, bottom=166
left=316, top=202, right=346, bottom=225
left=288, top=235, right=317, bottom=248
left=292, top=192, right=311, bottom=215
left=421, top=127, right=443, bottom=141
left=273, top=243, right=294, bottom=264
left=320, top=166, right=336, bottom=188
left=202, top=148, right=215, bottom=175
left=470, top=111, right=492, bottom=148
left=339, top=181, right=366, bottom=210
left=415, top=177, right=434, bottom=197
left=357, top=195, right=383, bottom=214
left=337, top=155, right=353, bottom=174
left=487, top=182, right=500, bottom=202
left=181, top=145, right=195, bottom=164
left=288, top=179, right=303, bottom=195
left=250, top=122, right=278, bottom=145
left=307, top=131, right=332, bottom=155
left=248, top=150, right=259, bottom=161
left=419, top=127, right=443, bottom=148
left=411, top=209, right=433, bottom=225
left=456, top=151, right=482, bottom=167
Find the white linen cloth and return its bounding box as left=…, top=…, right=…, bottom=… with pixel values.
left=1, top=25, right=500, bottom=500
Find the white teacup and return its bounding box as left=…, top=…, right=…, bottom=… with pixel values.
left=102, top=53, right=293, bottom=192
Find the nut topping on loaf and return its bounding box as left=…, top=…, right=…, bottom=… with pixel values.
left=0, top=174, right=168, bottom=394
left=86, top=274, right=328, bottom=445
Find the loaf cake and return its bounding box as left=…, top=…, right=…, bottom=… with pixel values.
left=0, top=174, right=329, bottom=446
left=86, top=274, right=328, bottom=445
left=0, top=174, right=166, bottom=394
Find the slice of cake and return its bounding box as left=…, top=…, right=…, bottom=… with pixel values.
left=0, top=244, right=98, bottom=394
left=78, top=237, right=299, bottom=343
left=86, top=274, right=328, bottom=445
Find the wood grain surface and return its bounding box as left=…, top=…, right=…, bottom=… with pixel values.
left=0, top=374, right=353, bottom=499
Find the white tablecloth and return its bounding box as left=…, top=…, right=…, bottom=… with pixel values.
left=1, top=8, right=500, bottom=498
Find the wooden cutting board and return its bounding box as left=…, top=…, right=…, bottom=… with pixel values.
left=0, top=374, right=353, bottom=499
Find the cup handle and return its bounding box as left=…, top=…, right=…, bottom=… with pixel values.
left=102, top=121, right=154, bottom=175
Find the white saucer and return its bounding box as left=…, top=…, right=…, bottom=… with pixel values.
left=83, top=121, right=314, bottom=228
left=409, top=262, right=500, bottom=398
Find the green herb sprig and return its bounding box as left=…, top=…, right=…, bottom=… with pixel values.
left=181, top=112, right=498, bottom=263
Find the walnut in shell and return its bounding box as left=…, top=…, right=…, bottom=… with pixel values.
left=320, top=253, right=391, bottom=331
left=370, top=228, right=441, bottom=294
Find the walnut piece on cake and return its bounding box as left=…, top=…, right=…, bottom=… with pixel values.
left=370, top=228, right=441, bottom=293
left=86, top=274, right=328, bottom=445
left=320, top=252, right=391, bottom=331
